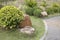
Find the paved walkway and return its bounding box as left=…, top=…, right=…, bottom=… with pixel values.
left=44, top=16, right=60, bottom=40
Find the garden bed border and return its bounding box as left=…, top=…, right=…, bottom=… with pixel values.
left=40, top=20, right=48, bottom=40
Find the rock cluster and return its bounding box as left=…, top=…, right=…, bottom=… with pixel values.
left=19, top=14, right=35, bottom=35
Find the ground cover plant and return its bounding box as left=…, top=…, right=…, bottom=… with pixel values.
left=0, top=16, right=45, bottom=40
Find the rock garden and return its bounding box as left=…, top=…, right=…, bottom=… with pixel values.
left=0, top=0, right=60, bottom=40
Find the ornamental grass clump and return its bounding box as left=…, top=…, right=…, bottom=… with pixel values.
left=25, top=0, right=37, bottom=15
left=0, top=6, right=24, bottom=29
left=25, top=0, right=37, bottom=8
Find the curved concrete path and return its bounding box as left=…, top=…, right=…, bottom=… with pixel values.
left=44, top=16, right=60, bottom=40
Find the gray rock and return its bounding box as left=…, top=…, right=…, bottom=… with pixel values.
left=41, top=11, right=48, bottom=16
left=20, top=26, right=35, bottom=35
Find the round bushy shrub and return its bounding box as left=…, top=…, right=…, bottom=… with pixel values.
left=0, top=6, right=24, bottom=29
left=51, top=3, right=60, bottom=13
left=46, top=7, right=54, bottom=14
left=25, top=6, right=34, bottom=15
left=33, top=8, right=42, bottom=17
left=25, top=6, right=40, bottom=16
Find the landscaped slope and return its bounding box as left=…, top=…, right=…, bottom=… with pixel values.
left=0, top=16, right=45, bottom=40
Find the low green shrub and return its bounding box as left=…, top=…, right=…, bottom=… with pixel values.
left=25, top=0, right=37, bottom=8
left=46, top=7, right=54, bottom=14
left=46, top=3, right=60, bottom=14
left=0, top=6, right=24, bottom=29
left=25, top=6, right=42, bottom=16
left=25, top=0, right=38, bottom=15
left=33, top=8, right=42, bottom=17
left=51, top=3, right=60, bottom=13
left=25, top=6, right=34, bottom=15
left=40, top=1, right=47, bottom=8
left=24, top=0, right=42, bottom=17
left=51, top=3, right=60, bottom=7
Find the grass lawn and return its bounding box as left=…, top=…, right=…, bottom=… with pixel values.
left=0, top=16, right=45, bottom=40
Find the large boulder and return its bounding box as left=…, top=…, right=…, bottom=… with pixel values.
left=19, top=14, right=32, bottom=28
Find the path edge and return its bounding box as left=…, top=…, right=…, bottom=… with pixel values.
left=40, top=20, right=48, bottom=40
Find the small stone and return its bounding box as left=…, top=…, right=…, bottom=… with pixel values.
left=20, top=26, right=35, bottom=35
left=41, top=11, right=48, bottom=17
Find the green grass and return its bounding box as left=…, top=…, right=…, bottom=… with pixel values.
left=0, top=16, right=45, bottom=40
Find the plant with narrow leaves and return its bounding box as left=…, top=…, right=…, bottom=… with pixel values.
left=25, top=0, right=37, bottom=8
left=40, top=1, right=47, bottom=7
left=33, top=8, right=42, bottom=17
